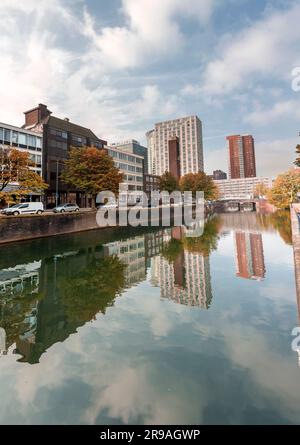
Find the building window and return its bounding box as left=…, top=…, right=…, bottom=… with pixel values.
left=28, top=135, right=36, bottom=148
left=18, top=133, right=27, bottom=146
left=4, top=129, right=10, bottom=143
left=12, top=131, right=18, bottom=145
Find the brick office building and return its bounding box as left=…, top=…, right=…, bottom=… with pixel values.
left=227, top=134, right=256, bottom=179
left=23, top=104, right=107, bottom=207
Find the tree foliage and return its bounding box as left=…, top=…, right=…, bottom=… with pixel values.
left=253, top=182, right=269, bottom=199
left=61, top=147, right=124, bottom=207
left=60, top=255, right=127, bottom=322
left=183, top=216, right=222, bottom=257
left=161, top=238, right=183, bottom=263
left=267, top=169, right=300, bottom=209
left=0, top=148, right=48, bottom=204
left=158, top=171, right=179, bottom=193
left=179, top=172, right=219, bottom=201
left=294, top=144, right=300, bottom=167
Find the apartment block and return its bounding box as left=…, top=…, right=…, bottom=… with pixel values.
left=227, top=135, right=256, bottom=179
left=147, top=115, right=203, bottom=177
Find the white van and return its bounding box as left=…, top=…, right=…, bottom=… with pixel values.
left=1, top=202, right=44, bottom=216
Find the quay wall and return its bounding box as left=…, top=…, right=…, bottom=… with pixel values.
left=291, top=204, right=300, bottom=322
left=0, top=205, right=208, bottom=245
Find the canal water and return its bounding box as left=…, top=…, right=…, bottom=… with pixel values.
left=0, top=212, right=299, bottom=425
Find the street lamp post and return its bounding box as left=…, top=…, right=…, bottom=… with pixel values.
left=55, top=160, right=59, bottom=207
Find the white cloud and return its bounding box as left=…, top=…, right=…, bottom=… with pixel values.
left=0, top=0, right=196, bottom=143
left=84, top=0, right=215, bottom=69
left=255, top=136, right=298, bottom=177
left=244, top=99, right=300, bottom=126
left=201, top=3, right=300, bottom=95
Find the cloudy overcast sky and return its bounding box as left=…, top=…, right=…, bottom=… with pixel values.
left=0, top=0, right=300, bottom=177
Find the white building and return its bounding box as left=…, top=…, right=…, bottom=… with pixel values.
left=111, top=140, right=148, bottom=174
left=215, top=177, right=272, bottom=200
left=146, top=116, right=204, bottom=177
left=106, top=146, right=144, bottom=204
left=0, top=122, right=43, bottom=177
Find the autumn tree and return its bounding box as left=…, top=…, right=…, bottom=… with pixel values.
left=179, top=172, right=219, bottom=201
left=253, top=182, right=269, bottom=199
left=267, top=169, right=300, bottom=209
left=0, top=148, right=48, bottom=204
left=158, top=171, right=179, bottom=193
left=61, top=147, right=124, bottom=208
left=294, top=144, right=300, bottom=167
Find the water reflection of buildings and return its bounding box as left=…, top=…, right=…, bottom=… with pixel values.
left=0, top=261, right=41, bottom=357
left=0, top=227, right=213, bottom=363
left=235, top=232, right=266, bottom=281
left=151, top=228, right=213, bottom=309
left=103, top=236, right=146, bottom=286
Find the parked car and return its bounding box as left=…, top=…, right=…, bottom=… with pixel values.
left=1, top=202, right=44, bottom=216
left=53, top=203, right=80, bottom=213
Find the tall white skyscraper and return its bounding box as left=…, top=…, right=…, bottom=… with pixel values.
left=146, top=115, right=204, bottom=177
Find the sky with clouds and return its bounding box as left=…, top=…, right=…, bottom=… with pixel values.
left=0, top=0, right=300, bottom=177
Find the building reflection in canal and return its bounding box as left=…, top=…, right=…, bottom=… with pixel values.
left=0, top=222, right=218, bottom=363
left=234, top=232, right=265, bottom=281
left=151, top=226, right=213, bottom=309
left=0, top=211, right=296, bottom=366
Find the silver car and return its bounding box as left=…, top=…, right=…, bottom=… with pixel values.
left=53, top=203, right=80, bottom=213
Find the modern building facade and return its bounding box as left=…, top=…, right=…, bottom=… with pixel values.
left=0, top=122, right=43, bottom=176
left=227, top=135, right=256, bottom=179
left=0, top=122, right=43, bottom=200
left=111, top=140, right=148, bottom=174
left=106, top=146, right=144, bottom=197
left=215, top=177, right=272, bottom=200
left=22, top=104, right=107, bottom=207
left=147, top=116, right=204, bottom=177
left=213, top=170, right=227, bottom=180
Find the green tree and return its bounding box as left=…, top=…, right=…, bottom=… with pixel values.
left=179, top=172, right=219, bottom=201
left=60, top=255, right=127, bottom=323
left=61, top=147, right=124, bottom=208
left=162, top=238, right=183, bottom=263
left=158, top=171, right=179, bottom=193
left=0, top=148, right=48, bottom=204
left=183, top=216, right=222, bottom=256
left=267, top=169, right=300, bottom=209
left=294, top=144, right=300, bottom=167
